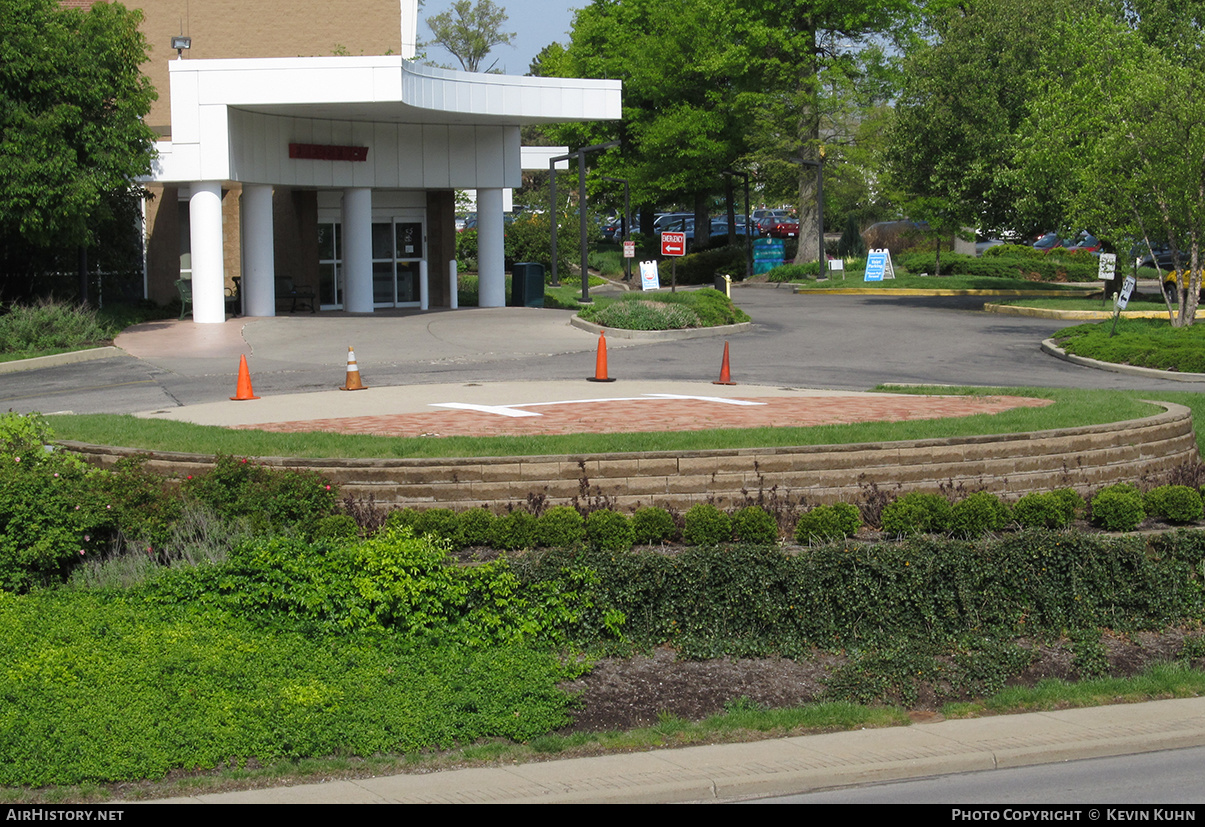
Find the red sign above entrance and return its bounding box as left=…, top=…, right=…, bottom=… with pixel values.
left=661, top=231, right=687, bottom=257
left=289, top=143, right=369, bottom=162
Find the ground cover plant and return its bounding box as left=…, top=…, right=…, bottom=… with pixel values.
left=9, top=409, right=1205, bottom=797
left=1053, top=318, right=1205, bottom=373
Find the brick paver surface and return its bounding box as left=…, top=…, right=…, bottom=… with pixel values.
left=238, top=394, right=1052, bottom=438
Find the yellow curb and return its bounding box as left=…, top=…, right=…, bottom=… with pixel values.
left=794, top=287, right=1100, bottom=297
left=985, top=304, right=1178, bottom=320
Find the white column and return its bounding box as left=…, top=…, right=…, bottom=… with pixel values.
left=241, top=184, right=275, bottom=317
left=477, top=188, right=505, bottom=308
left=342, top=187, right=373, bottom=313
left=418, top=259, right=429, bottom=310
left=189, top=182, right=225, bottom=324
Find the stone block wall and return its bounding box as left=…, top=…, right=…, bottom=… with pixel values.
left=61, top=403, right=1198, bottom=512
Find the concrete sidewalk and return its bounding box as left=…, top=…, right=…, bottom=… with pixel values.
left=146, top=697, right=1205, bottom=803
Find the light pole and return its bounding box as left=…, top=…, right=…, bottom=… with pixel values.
left=722, top=168, right=752, bottom=280
left=550, top=140, right=620, bottom=302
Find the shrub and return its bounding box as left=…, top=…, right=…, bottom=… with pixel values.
left=766, top=262, right=820, bottom=282
left=731, top=505, right=778, bottom=545
left=682, top=502, right=732, bottom=546
left=384, top=507, right=420, bottom=534
left=631, top=507, right=678, bottom=545
left=411, top=508, right=461, bottom=548
left=1144, top=485, right=1204, bottom=524
left=591, top=300, right=701, bottom=330
left=1091, top=485, right=1146, bottom=532
left=0, top=299, right=112, bottom=354
left=92, top=455, right=182, bottom=550
left=948, top=492, right=1011, bottom=539
left=488, top=510, right=539, bottom=551
left=1013, top=491, right=1077, bottom=529
left=181, top=455, right=337, bottom=536
left=311, top=514, right=359, bottom=542
left=879, top=492, right=951, bottom=537
left=536, top=505, right=586, bottom=548
left=585, top=509, right=634, bottom=551
left=672, top=245, right=747, bottom=285
left=456, top=507, right=497, bottom=547
left=793, top=502, right=861, bottom=544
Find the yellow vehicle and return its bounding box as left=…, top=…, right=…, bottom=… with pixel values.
left=1161, top=269, right=1205, bottom=302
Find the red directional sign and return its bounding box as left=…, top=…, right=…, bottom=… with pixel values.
left=661, top=231, right=687, bottom=257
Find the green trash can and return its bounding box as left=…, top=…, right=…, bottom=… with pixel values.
left=511, top=262, right=545, bottom=308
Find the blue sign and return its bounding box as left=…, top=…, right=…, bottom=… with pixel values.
left=864, top=251, right=888, bottom=281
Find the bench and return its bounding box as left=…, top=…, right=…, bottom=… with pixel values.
left=276, top=277, right=316, bottom=313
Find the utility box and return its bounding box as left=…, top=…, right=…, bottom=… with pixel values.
left=511, top=262, right=545, bottom=308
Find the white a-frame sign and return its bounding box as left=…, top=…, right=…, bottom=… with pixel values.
left=863, top=248, right=896, bottom=281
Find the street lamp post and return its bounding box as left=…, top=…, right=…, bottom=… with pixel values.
left=722, top=169, right=752, bottom=280
left=550, top=140, right=620, bottom=303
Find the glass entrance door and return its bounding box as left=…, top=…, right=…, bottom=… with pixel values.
left=372, top=219, right=424, bottom=308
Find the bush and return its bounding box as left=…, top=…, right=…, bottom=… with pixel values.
left=93, top=456, right=183, bottom=550
left=879, top=492, right=951, bottom=537
left=1012, top=491, right=1078, bottom=529
left=488, top=510, right=539, bottom=551
left=456, top=507, right=497, bottom=547
left=672, top=245, right=747, bottom=285
left=591, top=300, right=701, bottom=330
left=536, top=505, right=586, bottom=548
left=682, top=502, right=732, bottom=546
left=731, top=505, right=778, bottom=544
left=0, top=299, right=112, bottom=354
left=311, top=514, right=359, bottom=542
left=766, top=262, right=820, bottom=282
left=384, top=508, right=420, bottom=534
left=585, top=509, right=634, bottom=551
left=793, top=502, right=861, bottom=544
left=181, top=455, right=337, bottom=537
left=949, top=491, right=1011, bottom=538
left=412, top=508, right=461, bottom=548
left=1144, top=485, right=1203, bottom=524
left=1091, top=485, right=1147, bottom=532
left=630, top=507, right=678, bottom=545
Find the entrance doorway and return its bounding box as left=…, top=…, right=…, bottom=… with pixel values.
left=317, top=216, right=426, bottom=310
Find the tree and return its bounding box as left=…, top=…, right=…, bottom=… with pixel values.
left=546, top=0, right=752, bottom=250
left=737, top=0, right=921, bottom=263
left=0, top=0, right=156, bottom=300
left=1013, top=11, right=1205, bottom=326
left=885, top=0, right=1068, bottom=240
left=425, top=0, right=515, bottom=73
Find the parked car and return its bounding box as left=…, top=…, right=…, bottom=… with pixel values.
left=768, top=217, right=800, bottom=238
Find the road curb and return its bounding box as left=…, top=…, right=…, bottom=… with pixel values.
left=569, top=316, right=752, bottom=340
left=1041, top=338, right=1205, bottom=382
left=793, top=287, right=1100, bottom=297
left=985, top=303, right=1172, bottom=320
left=0, top=346, right=124, bottom=375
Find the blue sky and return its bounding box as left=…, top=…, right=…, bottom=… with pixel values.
left=420, top=1, right=581, bottom=74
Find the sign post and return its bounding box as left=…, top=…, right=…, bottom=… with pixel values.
left=1111, top=273, right=1137, bottom=337
left=1098, top=252, right=1117, bottom=310
left=661, top=231, right=687, bottom=292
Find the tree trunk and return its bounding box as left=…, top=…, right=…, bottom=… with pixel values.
left=793, top=22, right=821, bottom=264
left=692, top=192, right=710, bottom=253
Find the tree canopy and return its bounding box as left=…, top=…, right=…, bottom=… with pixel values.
left=887, top=0, right=1205, bottom=325
left=425, top=0, right=515, bottom=73
left=0, top=0, right=156, bottom=250
left=543, top=0, right=919, bottom=260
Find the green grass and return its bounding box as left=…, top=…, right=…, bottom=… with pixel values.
left=1054, top=318, right=1205, bottom=373
left=44, top=387, right=1173, bottom=458
left=794, top=273, right=1102, bottom=292
left=943, top=660, right=1205, bottom=718
left=994, top=294, right=1167, bottom=311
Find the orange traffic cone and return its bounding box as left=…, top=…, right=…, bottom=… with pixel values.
left=230, top=354, right=260, bottom=400
left=340, top=345, right=368, bottom=391
left=587, top=331, right=616, bottom=382
left=713, top=340, right=736, bottom=385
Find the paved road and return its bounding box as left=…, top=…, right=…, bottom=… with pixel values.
left=0, top=287, right=1188, bottom=416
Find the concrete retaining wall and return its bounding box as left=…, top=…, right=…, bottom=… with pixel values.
left=61, top=402, right=1198, bottom=511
